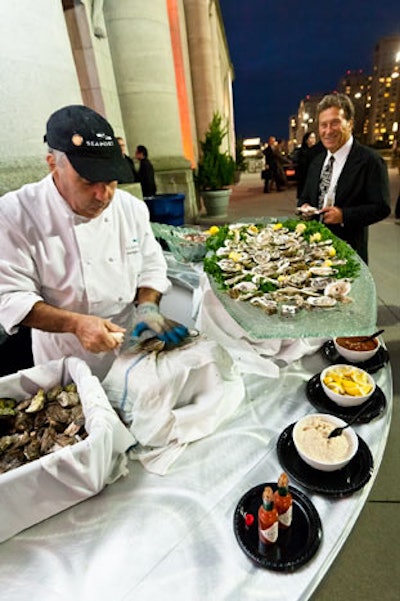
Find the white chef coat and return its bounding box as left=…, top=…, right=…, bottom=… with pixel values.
left=0, top=174, right=171, bottom=379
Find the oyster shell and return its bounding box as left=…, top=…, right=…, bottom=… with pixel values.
left=230, top=281, right=258, bottom=296
left=45, top=402, right=72, bottom=430
left=23, top=436, right=41, bottom=461
left=0, top=383, right=88, bottom=473
left=285, top=270, right=311, bottom=287
left=46, top=385, right=64, bottom=401
left=309, top=277, right=335, bottom=290
left=250, top=297, right=278, bottom=314
left=56, top=390, right=80, bottom=408
left=0, top=398, right=16, bottom=417
left=217, top=259, right=242, bottom=272
left=224, top=273, right=247, bottom=286
left=309, top=266, right=336, bottom=276
left=306, top=296, right=337, bottom=307
left=25, top=389, right=46, bottom=413
left=324, top=279, right=352, bottom=298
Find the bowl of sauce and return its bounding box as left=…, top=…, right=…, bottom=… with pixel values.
left=293, top=413, right=358, bottom=471
left=334, top=335, right=380, bottom=363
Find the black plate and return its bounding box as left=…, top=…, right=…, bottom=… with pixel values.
left=321, top=339, right=389, bottom=374
left=306, top=373, right=386, bottom=423
left=277, top=424, right=374, bottom=497
left=233, top=483, right=322, bottom=571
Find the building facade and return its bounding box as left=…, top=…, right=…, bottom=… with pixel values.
left=368, top=36, right=400, bottom=147
left=289, top=94, right=323, bottom=151
left=0, top=0, right=235, bottom=220
left=338, top=70, right=371, bottom=144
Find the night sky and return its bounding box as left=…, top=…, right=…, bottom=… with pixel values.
left=219, top=0, right=400, bottom=141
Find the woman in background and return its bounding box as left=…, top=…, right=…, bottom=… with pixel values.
left=296, top=132, right=323, bottom=198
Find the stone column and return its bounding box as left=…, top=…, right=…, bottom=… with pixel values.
left=0, top=0, right=82, bottom=195
left=63, top=1, right=106, bottom=116
left=183, top=0, right=217, bottom=142
left=209, top=1, right=235, bottom=157
left=104, top=0, right=197, bottom=220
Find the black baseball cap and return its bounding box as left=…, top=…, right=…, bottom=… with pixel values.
left=44, top=105, right=131, bottom=182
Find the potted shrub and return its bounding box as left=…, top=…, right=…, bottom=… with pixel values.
left=196, top=112, right=236, bottom=217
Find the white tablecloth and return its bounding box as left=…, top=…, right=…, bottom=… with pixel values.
left=0, top=345, right=392, bottom=601
left=0, top=262, right=393, bottom=600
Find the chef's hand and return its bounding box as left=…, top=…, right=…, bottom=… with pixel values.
left=74, top=315, right=126, bottom=353
left=131, top=302, right=189, bottom=345
left=320, top=206, right=343, bottom=225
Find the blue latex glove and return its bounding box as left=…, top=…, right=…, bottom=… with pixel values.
left=131, top=302, right=189, bottom=346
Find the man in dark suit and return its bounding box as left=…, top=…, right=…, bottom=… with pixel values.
left=298, top=94, right=391, bottom=263
left=262, top=136, right=283, bottom=192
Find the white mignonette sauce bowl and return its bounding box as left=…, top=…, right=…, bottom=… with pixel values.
left=293, top=413, right=359, bottom=472
left=333, top=335, right=381, bottom=363
left=320, top=364, right=376, bottom=407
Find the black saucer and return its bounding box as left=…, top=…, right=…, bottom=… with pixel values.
left=306, top=373, right=386, bottom=423
left=321, top=340, right=389, bottom=374
left=233, top=483, right=322, bottom=571
left=277, top=424, right=374, bottom=497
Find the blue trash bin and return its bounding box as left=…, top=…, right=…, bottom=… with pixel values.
left=144, top=193, right=185, bottom=226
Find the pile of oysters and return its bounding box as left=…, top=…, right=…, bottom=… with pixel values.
left=0, top=383, right=87, bottom=474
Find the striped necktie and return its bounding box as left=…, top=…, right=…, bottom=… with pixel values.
left=318, top=155, right=335, bottom=209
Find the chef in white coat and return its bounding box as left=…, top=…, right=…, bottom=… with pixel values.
left=0, top=105, right=188, bottom=379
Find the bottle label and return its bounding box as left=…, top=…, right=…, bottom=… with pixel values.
left=259, top=521, right=279, bottom=544
left=278, top=505, right=292, bottom=527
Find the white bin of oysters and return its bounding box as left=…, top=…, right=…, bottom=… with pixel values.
left=0, top=356, right=135, bottom=543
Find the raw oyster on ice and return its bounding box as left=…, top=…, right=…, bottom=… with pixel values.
left=204, top=221, right=359, bottom=316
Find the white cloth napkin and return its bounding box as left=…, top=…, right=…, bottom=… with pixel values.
left=196, top=274, right=326, bottom=377
left=102, top=336, right=245, bottom=474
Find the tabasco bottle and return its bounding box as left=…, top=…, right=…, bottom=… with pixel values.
left=274, top=472, right=293, bottom=529
left=258, top=486, right=279, bottom=552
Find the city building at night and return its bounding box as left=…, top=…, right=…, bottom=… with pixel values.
left=289, top=35, right=400, bottom=152
left=338, top=70, right=371, bottom=144
left=368, top=35, right=400, bottom=147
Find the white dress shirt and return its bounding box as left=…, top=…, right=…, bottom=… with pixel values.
left=321, top=135, right=353, bottom=207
